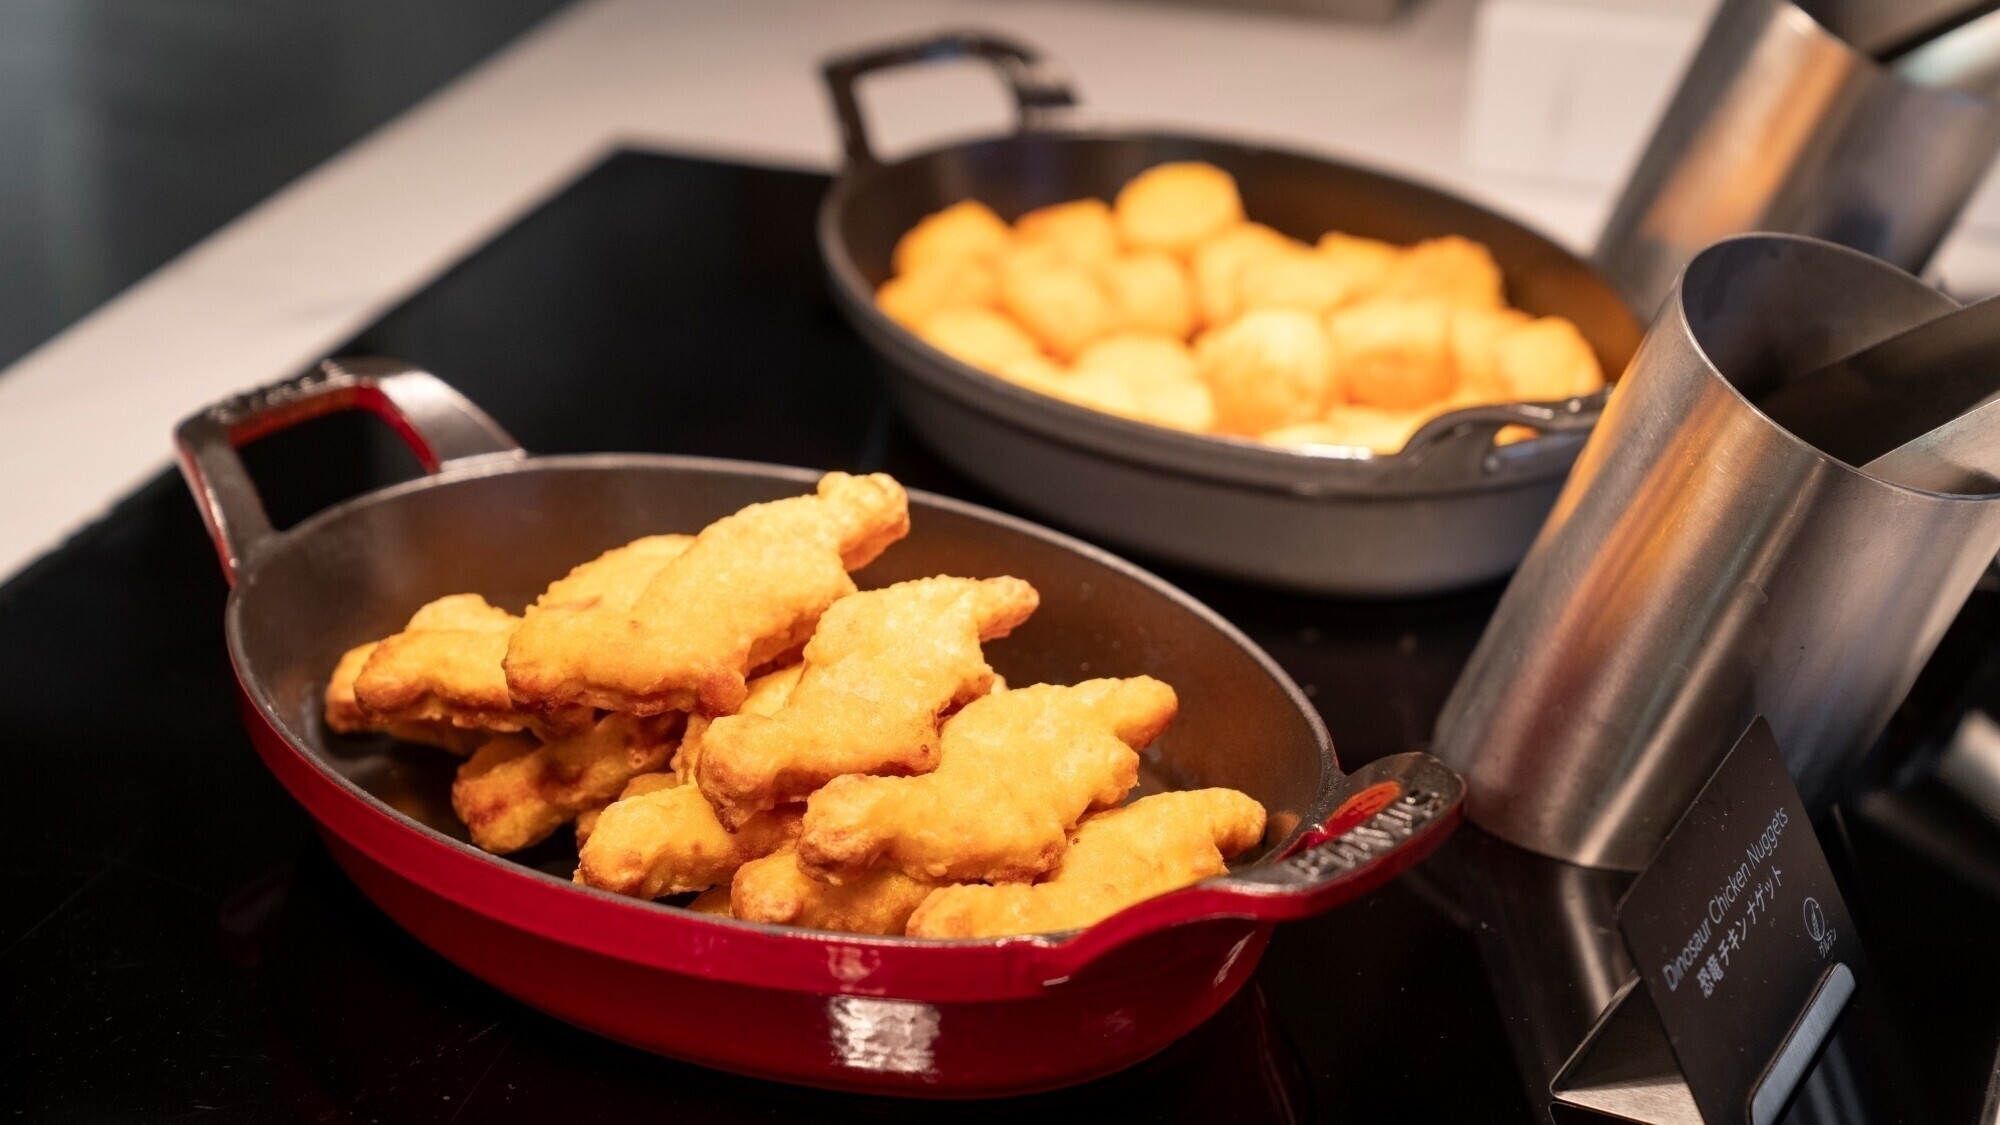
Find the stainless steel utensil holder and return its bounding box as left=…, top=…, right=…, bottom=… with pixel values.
left=1596, top=0, right=2000, bottom=317
left=1435, top=234, right=2000, bottom=870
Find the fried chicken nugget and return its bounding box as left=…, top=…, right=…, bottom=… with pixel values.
left=1377, top=235, right=1505, bottom=308
left=1446, top=304, right=1533, bottom=403
left=1327, top=298, right=1458, bottom=410
left=574, top=786, right=801, bottom=899
left=1097, top=251, right=1196, bottom=339
left=906, top=788, right=1266, bottom=938
left=892, top=199, right=1012, bottom=275
left=451, top=713, right=680, bottom=854
left=875, top=259, right=1000, bottom=331
left=325, top=642, right=484, bottom=754
left=731, top=849, right=941, bottom=935
left=1061, top=334, right=1215, bottom=432
left=1316, top=231, right=1403, bottom=284
left=687, top=886, right=734, bottom=916
left=999, top=255, right=1123, bottom=361
left=534, top=533, right=695, bottom=612
left=675, top=661, right=804, bottom=782
left=573, top=770, right=679, bottom=847
left=504, top=473, right=910, bottom=717
left=1194, top=309, right=1337, bottom=434
left=798, top=677, right=1176, bottom=885
left=1013, top=198, right=1121, bottom=266
left=356, top=595, right=592, bottom=737
left=1114, top=162, right=1245, bottom=256
left=1237, top=248, right=1384, bottom=319
left=1192, top=223, right=1301, bottom=328
left=698, top=576, right=1039, bottom=828
left=915, top=306, right=1043, bottom=371
left=1493, top=315, right=1605, bottom=402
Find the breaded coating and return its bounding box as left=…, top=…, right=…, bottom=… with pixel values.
left=674, top=661, right=804, bottom=781
left=504, top=473, right=910, bottom=717
left=1191, top=223, right=1300, bottom=328
left=999, top=256, right=1122, bottom=361
left=1236, top=249, right=1383, bottom=318
left=574, top=785, right=801, bottom=899
left=1261, top=407, right=1434, bottom=456
left=1195, top=309, right=1337, bottom=434
left=687, top=886, right=734, bottom=917
left=798, top=677, right=1176, bottom=885
left=1447, top=305, right=1533, bottom=402
left=1013, top=198, right=1120, bottom=266
left=1315, top=231, right=1403, bottom=284
left=892, top=199, right=1011, bottom=275
left=451, top=713, right=680, bottom=854
left=573, top=770, right=679, bottom=847
left=1060, top=335, right=1215, bottom=432
left=356, top=595, right=591, bottom=737
left=1097, top=251, right=1196, bottom=339
left=1114, top=162, right=1245, bottom=256
left=915, top=307, right=1043, bottom=371
left=1494, top=316, right=1605, bottom=402
left=906, top=788, right=1266, bottom=938
left=731, top=850, right=940, bottom=935
left=325, top=641, right=484, bottom=754
left=875, top=259, right=999, bottom=331
left=1327, top=298, right=1458, bottom=410
left=1377, top=235, right=1505, bottom=308
left=699, top=576, right=1040, bottom=829
left=534, top=534, right=695, bottom=613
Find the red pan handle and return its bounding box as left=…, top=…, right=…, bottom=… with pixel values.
left=821, top=30, right=1076, bottom=168
left=1029, top=752, right=1464, bottom=980
left=174, top=357, right=523, bottom=586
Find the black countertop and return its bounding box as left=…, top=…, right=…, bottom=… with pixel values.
left=4, top=151, right=1996, bottom=1123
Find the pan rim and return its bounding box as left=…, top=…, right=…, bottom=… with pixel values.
left=223, top=450, right=1336, bottom=952
left=817, top=123, right=1630, bottom=501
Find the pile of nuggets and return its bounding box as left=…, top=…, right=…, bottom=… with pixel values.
left=876, top=160, right=1607, bottom=455
left=325, top=472, right=1267, bottom=938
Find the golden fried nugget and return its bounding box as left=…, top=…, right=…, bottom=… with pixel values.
left=325, top=642, right=484, bottom=753
left=533, top=534, right=695, bottom=613
left=731, top=850, right=941, bottom=935
left=451, top=713, right=679, bottom=854
left=699, top=576, right=1039, bottom=828
left=1097, top=251, right=1196, bottom=339
left=1191, top=223, right=1300, bottom=328
left=875, top=259, right=1000, bottom=331
left=914, top=306, right=1044, bottom=371
left=674, top=661, right=803, bottom=781
left=1378, top=235, right=1505, bottom=308
left=906, top=788, right=1266, bottom=938
left=1013, top=198, right=1121, bottom=266
left=892, top=200, right=1012, bottom=275
left=1327, top=298, right=1458, bottom=410
left=1316, top=231, right=1403, bottom=285
left=1061, top=335, right=1215, bottom=431
left=504, top=473, right=909, bottom=717
left=798, top=677, right=1176, bottom=884
left=999, top=257, right=1122, bottom=361
left=1194, top=309, right=1337, bottom=434
left=1494, top=316, right=1605, bottom=402
left=687, top=886, right=734, bottom=916
left=573, top=770, right=679, bottom=847
left=356, top=595, right=592, bottom=737
left=1260, top=407, right=1433, bottom=456
left=1236, top=249, right=1383, bottom=318
left=574, top=785, right=801, bottom=899
left=1114, top=162, right=1245, bottom=256
left=1446, top=305, right=1533, bottom=402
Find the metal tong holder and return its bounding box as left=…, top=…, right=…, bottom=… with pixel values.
left=1434, top=234, right=2000, bottom=872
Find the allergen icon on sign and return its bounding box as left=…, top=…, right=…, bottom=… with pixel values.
left=1804, top=896, right=1834, bottom=957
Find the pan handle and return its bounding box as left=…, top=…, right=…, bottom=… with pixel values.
left=1386, top=396, right=1605, bottom=483
left=174, top=357, right=523, bottom=585
left=821, top=31, right=1077, bottom=168
left=1028, top=752, right=1464, bottom=981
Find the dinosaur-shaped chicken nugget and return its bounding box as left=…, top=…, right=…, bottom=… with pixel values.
left=574, top=785, right=801, bottom=899
left=798, top=677, right=1175, bottom=885
left=451, top=712, right=680, bottom=854
left=355, top=595, right=593, bottom=738
left=731, top=849, right=942, bottom=935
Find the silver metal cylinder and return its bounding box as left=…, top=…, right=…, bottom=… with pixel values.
left=1595, top=0, right=2000, bottom=317
left=1435, top=234, right=2000, bottom=870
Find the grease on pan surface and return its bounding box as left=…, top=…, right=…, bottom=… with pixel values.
left=323, top=473, right=1265, bottom=937
left=881, top=161, right=1606, bottom=454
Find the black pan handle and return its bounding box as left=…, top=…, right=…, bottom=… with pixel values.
left=174, top=357, right=523, bottom=586
left=1386, top=395, right=1606, bottom=484
left=821, top=30, right=1077, bottom=168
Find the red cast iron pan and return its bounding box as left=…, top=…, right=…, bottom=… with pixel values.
left=175, top=358, right=1464, bottom=1097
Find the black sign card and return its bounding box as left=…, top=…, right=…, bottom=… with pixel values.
left=1617, top=719, right=1860, bottom=1125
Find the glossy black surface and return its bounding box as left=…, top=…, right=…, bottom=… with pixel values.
left=3, top=152, right=1997, bottom=1123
